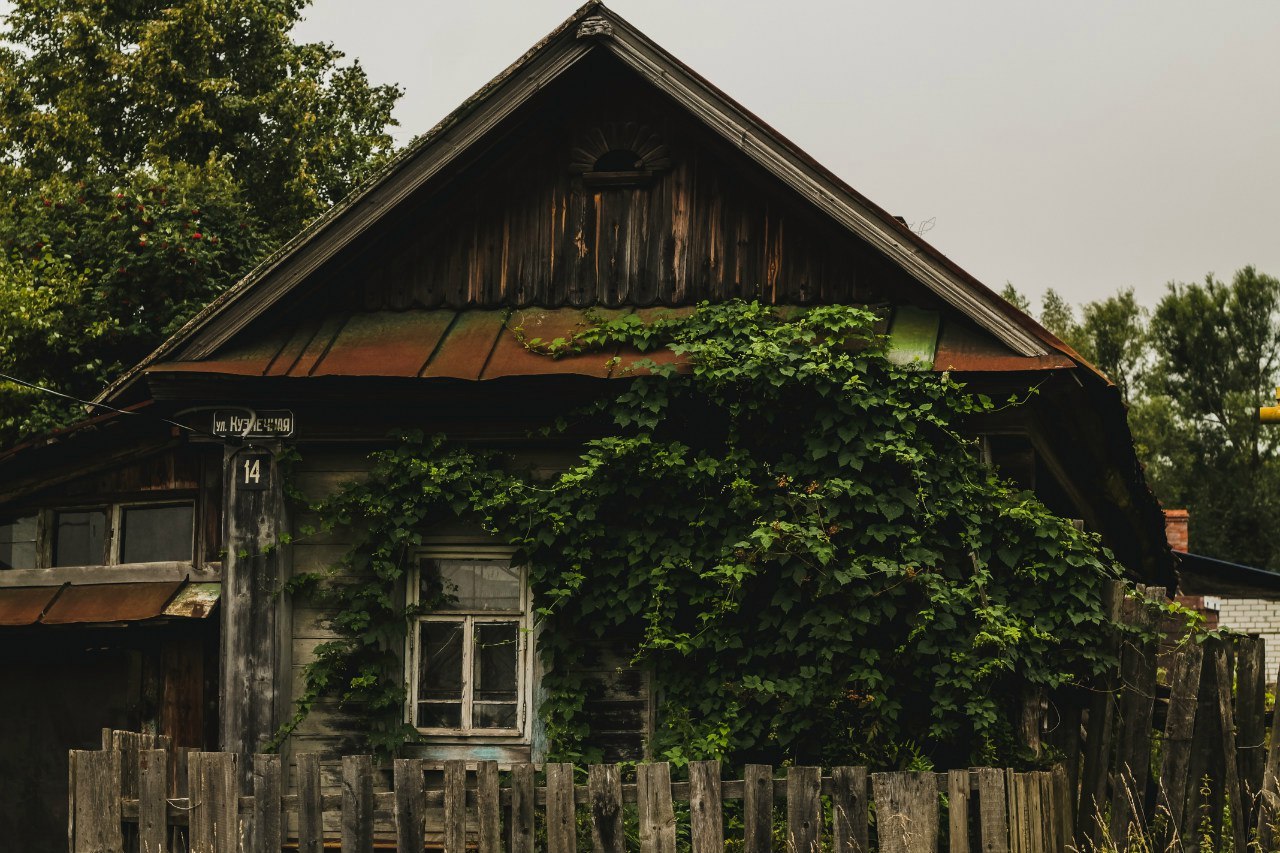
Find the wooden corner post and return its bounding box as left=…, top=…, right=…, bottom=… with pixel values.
left=220, top=443, right=290, bottom=765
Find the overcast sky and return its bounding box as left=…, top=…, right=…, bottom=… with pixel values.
left=291, top=1, right=1279, bottom=311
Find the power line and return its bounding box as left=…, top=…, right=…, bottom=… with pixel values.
left=0, top=370, right=230, bottom=443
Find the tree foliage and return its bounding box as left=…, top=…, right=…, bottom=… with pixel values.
left=287, top=302, right=1128, bottom=767
left=1017, top=267, right=1280, bottom=569
left=0, top=0, right=401, bottom=444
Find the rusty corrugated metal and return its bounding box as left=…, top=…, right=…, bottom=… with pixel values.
left=146, top=304, right=1074, bottom=382
left=161, top=582, right=221, bottom=619
left=40, top=582, right=184, bottom=625
left=0, top=586, right=60, bottom=626
left=933, top=318, right=1075, bottom=372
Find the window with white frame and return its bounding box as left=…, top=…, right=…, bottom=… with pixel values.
left=408, top=551, right=532, bottom=737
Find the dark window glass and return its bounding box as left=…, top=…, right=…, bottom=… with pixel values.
left=418, top=622, right=463, bottom=729
left=421, top=558, right=521, bottom=610
left=120, top=505, right=194, bottom=563
left=53, top=511, right=106, bottom=567
left=0, top=516, right=37, bottom=570
left=473, top=622, right=519, bottom=729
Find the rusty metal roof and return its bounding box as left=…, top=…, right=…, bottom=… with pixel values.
left=145, top=306, right=1069, bottom=383
left=0, top=581, right=219, bottom=627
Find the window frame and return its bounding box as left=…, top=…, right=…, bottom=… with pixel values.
left=112, top=500, right=197, bottom=567
left=0, top=500, right=199, bottom=571
left=405, top=546, right=534, bottom=740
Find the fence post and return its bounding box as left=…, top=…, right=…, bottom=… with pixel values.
left=139, top=748, right=169, bottom=853
left=588, top=764, right=625, bottom=853
left=394, top=759, right=425, bottom=853
left=1235, top=635, right=1267, bottom=829
left=689, top=760, right=723, bottom=853
left=872, top=771, right=939, bottom=853
left=340, top=754, right=374, bottom=853
left=831, top=766, right=868, bottom=853
left=1077, top=579, right=1124, bottom=844
left=443, top=759, right=467, bottom=853
left=1212, top=640, right=1247, bottom=853
left=252, top=754, right=281, bottom=853
left=947, top=770, right=971, bottom=853
left=70, top=749, right=124, bottom=853
left=510, top=763, right=536, bottom=853
left=477, top=760, right=501, bottom=853
left=546, top=762, right=576, bottom=853
left=1156, top=640, right=1203, bottom=849
left=638, top=762, right=676, bottom=853
left=1109, top=584, right=1161, bottom=847
left=743, top=764, right=774, bottom=853
left=787, top=766, right=822, bottom=853
left=297, top=753, right=323, bottom=853
left=1258, top=656, right=1280, bottom=849
left=188, top=751, right=239, bottom=853
left=974, top=767, right=1009, bottom=853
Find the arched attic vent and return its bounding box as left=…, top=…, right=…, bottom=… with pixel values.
left=570, top=122, right=671, bottom=187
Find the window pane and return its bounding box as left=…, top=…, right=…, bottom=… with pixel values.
left=53, top=511, right=106, bottom=567
left=474, top=622, right=518, bottom=703
left=418, top=622, right=463, bottom=702
left=418, top=703, right=462, bottom=729
left=473, top=703, right=518, bottom=729
left=421, top=558, right=521, bottom=610
left=121, top=505, right=194, bottom=563
left=0, top=516, right=37, bottom=570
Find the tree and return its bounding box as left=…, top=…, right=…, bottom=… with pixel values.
left=0, top=0, right=401, bottom=236
left=1142, top=267, right=1280, bottom=567
left=0, top=0, right=401, bottom=443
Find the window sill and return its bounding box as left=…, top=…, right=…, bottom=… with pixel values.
left=0, top=562, right=219, bottom=588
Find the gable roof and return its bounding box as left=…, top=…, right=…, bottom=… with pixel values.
left=96, top=0, right=1088, bottom=406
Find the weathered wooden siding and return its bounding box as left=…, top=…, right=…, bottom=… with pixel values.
left=310, top=58, right=921, bottom=313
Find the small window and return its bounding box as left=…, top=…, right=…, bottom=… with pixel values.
left=0, top=516, right=37, bottom=570
left=593, top=149, right=644, bottom=172
left=410, top=555, right=530, bottom=736
left=53, top=510, right=107, bottom=567
left=120, top=504, right=194, bottom=564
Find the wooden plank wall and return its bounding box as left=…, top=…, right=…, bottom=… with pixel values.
left=316, top=61, right=922, bottom=313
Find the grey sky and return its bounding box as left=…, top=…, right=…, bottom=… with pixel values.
left=295, top=2, right=1275, bottom=311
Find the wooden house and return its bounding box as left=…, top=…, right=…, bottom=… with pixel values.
left=0, top=4, right=1172, bottom=845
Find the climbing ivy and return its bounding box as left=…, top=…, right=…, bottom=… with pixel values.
left=281, top=301, right=1135, bottom=767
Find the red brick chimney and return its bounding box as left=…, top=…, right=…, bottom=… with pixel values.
left=1165, top=509, right=1189, bottom=553
left=1167, top=509, right=1216, bottom=628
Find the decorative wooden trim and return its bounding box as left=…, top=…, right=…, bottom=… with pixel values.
left=0, top=563, right=216, bottom=588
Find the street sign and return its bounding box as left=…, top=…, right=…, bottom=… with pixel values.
left=212, top=410, right=295, bottom=438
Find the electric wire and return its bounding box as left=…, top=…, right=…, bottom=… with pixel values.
left=0, top=369, right=231, bottom=442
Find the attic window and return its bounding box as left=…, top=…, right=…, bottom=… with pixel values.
left=571, top=122, right=671, bottom=188
left=594, top=149, right=644, bottom=172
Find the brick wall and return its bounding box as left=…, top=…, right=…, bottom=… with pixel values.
left=1215, top=598, right=1280, bottom=682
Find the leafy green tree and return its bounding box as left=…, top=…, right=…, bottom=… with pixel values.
left=0, top=0, right=401, bottom=235
left=0, top=159, right=268, bottom=439
left=0, top=0, right=401, bottom=443
left=1038, top=288, right=1080, bottom=345
left=1000, top=282, right=1031, bottom=313
left=1143, top=267, right=1280, bottom=567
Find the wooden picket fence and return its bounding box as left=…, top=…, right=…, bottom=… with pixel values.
left=68, top=584, right=1280, bottom=852
left=70, top=732, right=1072, bottom=853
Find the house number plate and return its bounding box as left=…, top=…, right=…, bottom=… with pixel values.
left=237, top=453, right=272, bottom=491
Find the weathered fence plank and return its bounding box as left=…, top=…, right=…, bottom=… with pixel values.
left=477, top=760, right=501, bottom=853
left=832, top=766, right=868, bottom=853
left=588, top=763, right=625, bottom=853
left=744, top=764, right=774, bottom=853
left=251, top=754, right=280, bottom=853
left=71, top=749, right=124, bottom=853
left=638, top=762, right=677, bottom=853
left=1078, top=579, right=1124, bottom=843
left=689, top=760, right=723, bottom=853
left=1156, top=640, right=1202, bottom=849
left=1051, top=766, right=1072, bottom=853
left=546, top=762, right=577, bottom=853
left=297, top=753, right=323, bottom=853
left=975, top=767, right=1009, bottom=853
left=787, top=766, right=822, bottom=853
left=188, top=751, right=238, bottom=853
left=1213, top=641, right=1247, bottom=853
left=393, top=759, right=425, bottom=853
left=873, top=771, right=939, bottom=853
left=1236, top=635, right=1267, bottom=829
left=139, top=748, right=168, bottom=853
left=341, top=755, right=374, bottom=853
left=948, top=770, right=971, bottom=853
left=443, top=759, right=467, bottom=853
left=510, top=763, right=536, bottom=853
left=1259, top=657, right=1280, bottom=849
left=1109, top=586, right=1160, bottom=847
